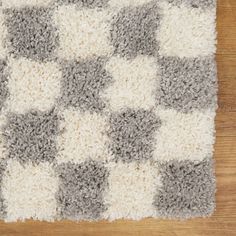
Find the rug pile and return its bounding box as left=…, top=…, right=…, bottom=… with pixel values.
left=0, top=0, right=217, bottom=222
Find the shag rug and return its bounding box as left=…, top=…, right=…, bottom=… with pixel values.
left=0, top=0, right=217, bottom=222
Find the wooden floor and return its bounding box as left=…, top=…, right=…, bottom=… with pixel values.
left=0, top=0, right=236, bottom=235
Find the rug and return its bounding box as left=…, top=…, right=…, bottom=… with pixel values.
left=0, top=0, right=217, bottom=222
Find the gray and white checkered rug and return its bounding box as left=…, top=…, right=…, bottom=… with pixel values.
left=0, top=0, right=217, bottom=222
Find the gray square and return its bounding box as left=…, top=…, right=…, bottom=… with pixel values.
left=56, top=161, right=108, bottom=220
left=57, top=0, right=109, bottom=8
left=0, top=161, right=6, bottom=219
left=156, top=57, right=217, bottom=112
left=153, top=159, right=216, bottom=218
left=59, top=58, right=112, bottom=112
left=108, top=109, right=161, bottom=163
left=3, top=109, right=59, bottom=164
left=0, top=60, right=8, bottom=111
left=4, top=7, right=58, bottom=61
left=110, top=2, right=160, bottom=58
left=166, top=0, right=216, bottom=9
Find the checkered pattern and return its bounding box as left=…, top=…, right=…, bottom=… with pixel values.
left=0, top=0, right=217, bottom=221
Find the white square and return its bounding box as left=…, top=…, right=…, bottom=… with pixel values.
left=103, top=162, right=161, bottom=220
left=0, top=114, right=7, bottom=160
left=7, top=58, right=61, bottom=113
left=2, top=160, right=58, bottom=221
left=158, top=2, right=216, bottom=57
left=57, top=109, right=109, bottom=164
left=54, top=6, right=113, bottom=60
left=2, top=0, right=53, bottom=8
left=102, top=56, right=158, bottom=111
left=153, top=108, right=215, bottom=161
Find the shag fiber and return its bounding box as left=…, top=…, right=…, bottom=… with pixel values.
left=0, top=0, right=217, bottom=222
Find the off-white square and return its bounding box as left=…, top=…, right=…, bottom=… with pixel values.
left=7, top=58, right=61, bottom=113
left=154, top=108, right=215, bottom=161
left=158, top=2, right=216, bottom=57
left=102, top=56, right=158, bottom=111
left=103, top=162, right=161, bottom=220
left=2, top=160, right=58, bottom=222
left=54, top=6, right=113, bottom=60
left=57, top=109, right=109, bottom=164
